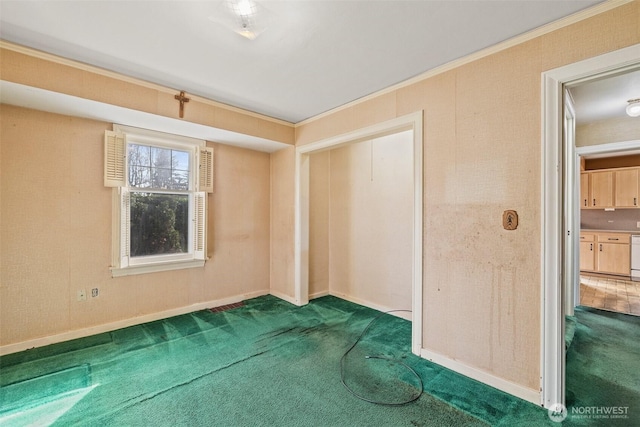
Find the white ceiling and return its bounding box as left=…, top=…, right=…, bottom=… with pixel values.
left=0, top=0, right=605, bottom=124
left=569, top=69, right=640, bottom=125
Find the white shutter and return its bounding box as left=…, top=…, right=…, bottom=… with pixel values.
left=120, top=188, right=131, bottom=268
left=194, top=192, right=206, bottom=260
left=198, top=146, right=214, bottom=193
left=104, top=130, right=126, bottom=187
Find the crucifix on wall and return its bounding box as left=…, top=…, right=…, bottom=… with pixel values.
left=174, top=91, right=190, bottom=118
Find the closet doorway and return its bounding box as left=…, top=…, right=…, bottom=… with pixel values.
left=294, top=112, right=423, bottom=355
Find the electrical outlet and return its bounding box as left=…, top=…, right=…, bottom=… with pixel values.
left=637, top=221, right=640, bottom=228
left=91, top=288, right=99, bottom=298
left=77, top=289, right=86, bottom=301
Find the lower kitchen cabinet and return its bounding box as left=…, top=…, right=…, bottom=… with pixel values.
left=580, top=232, right=630, bottom=276
left=579, top=234, right=595, bottom=271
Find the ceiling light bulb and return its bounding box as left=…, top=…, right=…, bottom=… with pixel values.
left=234, top=0, right=255, bottom=18
left=210, top=0, right=271, bottom=40
left=627, top=99, right=640, bottom=117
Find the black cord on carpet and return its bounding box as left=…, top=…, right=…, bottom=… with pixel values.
left=340, top=310, right=424, bottom=406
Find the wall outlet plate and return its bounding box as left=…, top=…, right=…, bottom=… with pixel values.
left=637, top=221, right=640, bottom=228
left=91, top=288, right=99, bottom=298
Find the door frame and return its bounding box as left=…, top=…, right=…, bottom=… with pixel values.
left=541, top=43, right=640, bottom=409
left=293, top=111, right=424, bottom=355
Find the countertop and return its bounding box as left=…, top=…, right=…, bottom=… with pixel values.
left=581, top=229, right=640, bottom=234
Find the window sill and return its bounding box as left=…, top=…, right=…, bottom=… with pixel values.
left=110, top=259, right=205, bottom=277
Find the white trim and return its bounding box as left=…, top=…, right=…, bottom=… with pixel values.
left=563, top=90, right=577, bottom=317
left=1, top=0, right=631, bottom=129
left=541, top=43, right=640, bottom=409
left=111, top=259, right=205, bottom=278
left=330, top=292, right=412, bottom=321
left=0, top=290, right=269, bottom=356
left=110, top=125, right=206, bottom=274
left=576, top=139, right=640, bottom=156
left=309, top=290, right=330, bottom=300
left=541, top=70, right=564, bottom=408
left=420, top=349, right=540, bottom=405
left=295, top=0, right=633, bottom=128
left=114, top=124, right=206, bottom=148
left=294, top=111, right=423, bottom=355
left=269, top=289, right=300, bottom=306
left=293, top=151, right=310, bottom=306
left=0, top=41, right=294, bottom=127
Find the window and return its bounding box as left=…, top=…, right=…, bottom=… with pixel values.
left=104, top=126, right=213, bottom=276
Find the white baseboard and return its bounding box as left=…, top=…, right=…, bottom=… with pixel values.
left=268, top=290, right=299, bottom=306
left=0, top=290, right=269, bottom=356
left=420, top=348, right=541, bottom=405
left=309, top=290, right=330, bottom=300
left=329, top=291, right=412, bottom=321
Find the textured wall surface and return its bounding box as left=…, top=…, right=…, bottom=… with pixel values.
left=1, top=0, right=639, bottom=400
left=328, top=132, right=413, bottom=311
left=295, top=1, right=640, bottom=393
left=308, top=132, right=414, bottom=310
left=0, top=105, right=271, bottom=346
left=0, top=47, right=295, bottom=144
left=308, top=151, right=330, bottom=298
left=269, top=146, right=296, bottom=301
left=577, top=116, right=640, bottom=147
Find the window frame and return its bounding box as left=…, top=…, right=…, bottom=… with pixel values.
left=106, top=125, right=212, bottom=277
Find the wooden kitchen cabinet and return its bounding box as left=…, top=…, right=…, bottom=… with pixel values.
left=579, top=233, right=595, bottom=271
left=614, top=168, right=639, bottom=208
left=595, top=233, right=630, bottom=276
left=580, top=173, right=590, bottom=208
left=590, top=171, right=614, bottom=208
left=580, top=232, right=630, bottom=276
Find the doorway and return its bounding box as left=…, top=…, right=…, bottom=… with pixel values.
left=566, top=68, right=640, bottom=318
left=541, top=43, right=640, bottom=409
left=294, top=112, right=423, bottom=355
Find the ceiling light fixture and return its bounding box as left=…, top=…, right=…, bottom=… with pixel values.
left=627, top=99, right=640, bottom=117
left=209, top=0, right=270, bottom=40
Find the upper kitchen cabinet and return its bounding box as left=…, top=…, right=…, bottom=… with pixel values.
left=590, top=170, right=614, bottom=208
left=580, top=172, right=590, bottom=208
left=614, top=168, right=639, bottom=207
left=581, top=166, right=640, bottom=209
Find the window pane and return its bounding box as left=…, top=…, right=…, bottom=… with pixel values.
left=128, top=146, right=190, bottom=190
left=172, top=150, right=190, bottom=171
left=129, top=144, right=152, bottom=188
left=152, top=167, right=172, bottom=189
left=130, top=193, right=189, bottom=257
left=151, top=147, right=172, bottom=169
left=129, top=166, right=151, bottom=188
left=129, top=144, right=150, bottom=167
left=172, top=170, right=189, bottom=190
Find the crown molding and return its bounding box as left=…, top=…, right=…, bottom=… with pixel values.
left=0, top=40, right=294, bottom=127
left=295, top=0, right=634, bottom=128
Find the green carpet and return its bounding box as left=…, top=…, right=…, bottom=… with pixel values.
left=0, top=295, right=600, bottom=426
left=564, top=306, right=640, bottom=426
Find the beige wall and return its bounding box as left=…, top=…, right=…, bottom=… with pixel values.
left=269, top=146, right=296, bottom=301
left=577, top=116, right=640, bottom=147
left=325, top=132, right=413, bottom=310
left=308, top=151, right=330, bottom=298
left=0, top=46, right=295, bottom=145
left=294, top=2, right=640, bottom=393
left=1, top=0, right=639, bottom=400
left=0, top=105, right=271, bottom=347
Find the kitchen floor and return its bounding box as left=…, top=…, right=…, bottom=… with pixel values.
left=579, top=274, right=640, bottom=316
